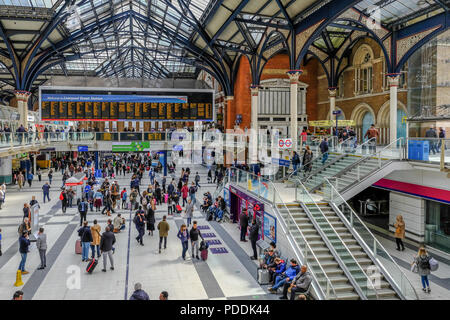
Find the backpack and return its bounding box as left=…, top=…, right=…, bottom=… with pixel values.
left=419, top=256, right=430, bottom=270
left=59, top=192, right=64, bottom=201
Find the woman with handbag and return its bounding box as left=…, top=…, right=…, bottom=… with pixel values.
left=394, top=215, right=405, bottom=251
left=412, top=247, right=432, bottom=293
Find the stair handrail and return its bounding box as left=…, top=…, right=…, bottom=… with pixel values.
left=296, top=180, right=380, bottom=299
left=271, top=183, right=338, bottom=300
left=228, top=167, right=338, bottom=300
left=329, top=137, right=405, bottom=183
left=323, top=176, right=419, bottom=300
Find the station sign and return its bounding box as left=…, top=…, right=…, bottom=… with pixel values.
left=278, top=138, right=293, bottom=149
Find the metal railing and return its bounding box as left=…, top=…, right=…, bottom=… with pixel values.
left=323, top=177, right=419, bottom=300
left=296, top=180, right=379, bottom=299
left=225, top=167, right=338, bottom=299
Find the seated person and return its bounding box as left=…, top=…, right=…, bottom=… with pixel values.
left=268, top=241, right=281, bottom=258
left=268, top=259, right=300, bottom=293
left=268, top=258, right=286, bottom=284
left=113, top=213, right=126, bottom=233
left=260, top=249, right=276, bottom=269
left=280, top=265, right=312, bottom=300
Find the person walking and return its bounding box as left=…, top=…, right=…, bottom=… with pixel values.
left=129, top=283, right=149, bottom=300
left=18, top=232, right=30, bottom=275
left=291, top=151, right=300, bottom=176
left=319, top=137, right=329, bottom=165
left=134, top=207, right=146, bottom=246
left=189, top=182, right=197, bottom=204
left=394, top=215, right=405, bottom=251
left=364, top=124, right=379, bottom=153
left=413, top=247, right=432, bottom=293
left=181, top=183, right=188, bottom=207
left=189, top=221, right=203, bottom=260
left=42, top=182, right=50, bottom=203
left=27, top=171, right=33, bottom=187
left=100, top=226, right=116, bottom=272
left=194, top=172, right=201, bottom=189
left=239, top=208, right=249, bottom=242
left=302, top=146, right=313, bottom=176
left=37, top=168, right=42, bottom=182
left=36, top=227, right=47, bottom=270
left=60, top=189, right=68, bottom=213
left=249, top=218, right=260, bottom=260
left=77, top=221, right=93, bottom=262
left=185, top=199, right=194, bottom=227
left=177, top=224, right=190, bottom=260
left=157, top=215, right=170, bottom=253
left=48, top=169, right=53, bottom=185
left=90, top=220, right=101, bottom=260
left=78, top=197, right=88, bottom=226
left=425, top=126, right=438, bottom=155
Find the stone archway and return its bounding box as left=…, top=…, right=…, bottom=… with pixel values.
left=377, top=100, right=408, bottom=144
left=351, top=103, right=376, bottom=141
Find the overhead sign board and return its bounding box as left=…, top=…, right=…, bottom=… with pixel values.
left=309, top=120, right=355, bottom=127
left=112, top=141, right=150, bottom=152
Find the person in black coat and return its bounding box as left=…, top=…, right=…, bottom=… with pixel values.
left=100, top=226, right=116, bottom=272
left=134, top=207, right=146, bottom=246
left=239, top=208, right=249, bottom=242
left=249, top=218, right=260, bottom=260
left=146, top=207, right=155, bottom=236
left=78, top=221, right=93, bottom=262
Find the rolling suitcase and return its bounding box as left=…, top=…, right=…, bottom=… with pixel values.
left=86, top=258, right=98, bottom=274
left=201, top=249, right=208, bottom=261
left=257, top=268, right=270, bottom=285
left=75, top=239, right=82, bottom=254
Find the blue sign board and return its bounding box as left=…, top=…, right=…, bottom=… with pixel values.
left=78, top=146, right=89, bottom=152
left=271, top=158, right=291, bottom=167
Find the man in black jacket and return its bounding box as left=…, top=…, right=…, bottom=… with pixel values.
left=78, top=198, right=89, bottom=226
left=134, top=207, right=146, bottom=246
left=249, top=218, right=260, bottom=260
left=78, top=221, right=93, bottom=262
left=189, top=221, right=204, bottom=260
left=239, top=208, right=249, bottom=242
left=100, top=226, right=116, bottom=272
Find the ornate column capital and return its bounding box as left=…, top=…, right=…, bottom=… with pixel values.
left=250, top=85, right=259, bottom=96
left=387, top=73, right=401, bottom=87
left=14, top=90, right=31, bottom=101
left=328, top=87, right=337, bottom=97
left=286, top=69, right=303, bottom=84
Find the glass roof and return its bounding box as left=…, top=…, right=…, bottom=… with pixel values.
left=0, top=0, right=58, bottom=7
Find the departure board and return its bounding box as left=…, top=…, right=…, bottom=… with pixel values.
left=39, top=87, right=214, bottom=121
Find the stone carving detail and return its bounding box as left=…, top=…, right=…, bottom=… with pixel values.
left=295, top=19, right=325, bottom=58
left=396, top=26, right=441, bottom=63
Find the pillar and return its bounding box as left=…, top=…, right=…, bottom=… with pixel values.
left=328, top=87, right=337, bottom=121
left=250, top=85, right=259, bottom=164
left=287, top=70, right=302, bottom=154
left=225, top=96, right=235, bottom=130
left=388, top=74, right=400, bottom=143
left=0, top=156, right=12, bottom=184
left=14, top=90, right=31, bottom=129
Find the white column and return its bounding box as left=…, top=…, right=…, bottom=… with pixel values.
left=250, top=85, right=259, bottom=164
left=328, top=87, right=337, bottom=121
left=388, top=74, right=400, bottom=143
left=287, top=70, right=302, bottom=154
left=14, top=90, right=31, bottom=128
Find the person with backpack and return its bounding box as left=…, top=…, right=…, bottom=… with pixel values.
left=157, top=215, right=170, bottom=254
left=302, top=146, right=313, bottom=176
left=60, top=189, right=68, bottom=213
left=134, top=206, right=146, bottom=246
left=78, top=198, right=89, bottom=226
left=291, top=151, right=300, bottom=176
left=121, top=188, right=128, bottom=209
left=100, top=226, right=116, bottom=272
left=177, top=224, right=190, bottom=260
left=181, top=183, right=189, bottom=207
left=413, top=247, right=432, bottom=293
left=77, top=221, right=93, bottom=262
left=42, top=182, right=50, bottom=203
left=394, top=215, right=406, bottom=251
left=189, top=221, right=203, bottom=260
left=189, top=182, right=197, bottom=203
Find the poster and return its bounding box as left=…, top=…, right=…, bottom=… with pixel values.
left=263, top=212, right=276, bottom=244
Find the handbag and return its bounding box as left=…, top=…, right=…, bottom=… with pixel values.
left=410, top=262, right=418, bottom=273
left=429, top=257, right=439, bottom=272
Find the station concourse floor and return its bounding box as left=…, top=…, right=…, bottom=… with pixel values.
left=1, top=162, right=449, bottom=300
left=0, top=165, right=273, bottom=301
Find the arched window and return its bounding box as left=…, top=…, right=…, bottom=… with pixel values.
left=354, top=45, right=373, bottom=95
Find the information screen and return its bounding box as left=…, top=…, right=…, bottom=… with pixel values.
left=39, top=87, right=214, bottom=121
